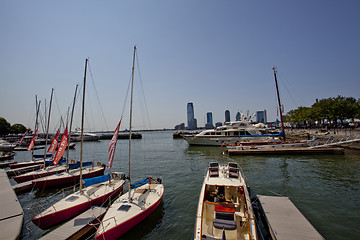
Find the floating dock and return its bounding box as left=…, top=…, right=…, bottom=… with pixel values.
left=257, top=195, right=324, bottom=240
left=227, top=147, right=344, bottom=155
left=39, top=206, right=106, bottom=240
left=0, top=169, right=23, bottom=240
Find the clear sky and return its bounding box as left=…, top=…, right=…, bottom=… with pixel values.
left=1, top=0, right=359, bottom=131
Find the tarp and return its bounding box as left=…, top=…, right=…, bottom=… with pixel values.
left=130, top=177, right=151, bottom=189
left=34, top=154, right=53, bottom=159
left=83, top=174, right=110, bottom=187
left=45, top=158, right=65, bottom=165
left=68, top=161, right=92, bottom=169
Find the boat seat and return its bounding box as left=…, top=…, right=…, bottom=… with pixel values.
left=229, top=167, right=239, bottom=178
left=209, top=167, right=219, bottom=177
left=213, top=211, right=237, bottom=230
left=209, top=162, right=219, bottom=177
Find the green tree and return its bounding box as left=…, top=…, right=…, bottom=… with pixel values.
left=0, top=117, right=11, bottom=136
left=10, top=124, right=27, bottom=134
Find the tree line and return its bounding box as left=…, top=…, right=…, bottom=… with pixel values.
left=284, top=95, right=360, bottom=128
left=0, top=117, right=27, bottom=136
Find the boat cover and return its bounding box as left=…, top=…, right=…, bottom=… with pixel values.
left=130, top=177, right=151, bottom=189
left=34, top=154, right=53, bottom=159
left=68, top=161, right=92, bottom=169
left=45, top=158, right=65, bottom=165
left=83, top=174, right=110, bottom=187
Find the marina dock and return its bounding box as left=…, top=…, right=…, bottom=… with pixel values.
left=39, top=206, right=106, bottom=240
left=227, top=147, right=344, bottom=155
left=257, top=195, right=324, bottom=240
left=0, top=169, right=23, bottom=240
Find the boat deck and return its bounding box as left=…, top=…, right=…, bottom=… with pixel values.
left=257, top=195, right=324, bottom=240
left=39, top=206, right=106, bottom=240
left=0, top=169, right=23, bottom=240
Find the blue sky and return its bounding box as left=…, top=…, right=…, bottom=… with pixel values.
left=1, top=0, right=359, bottom=131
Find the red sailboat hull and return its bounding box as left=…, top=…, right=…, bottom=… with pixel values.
left=32, top=180, right=124, bottom=230
left=33, top=167, right=105, bottom=189
left=13, top=168, right=66, bottom=183
left=95, top=195, right=163, bottom=240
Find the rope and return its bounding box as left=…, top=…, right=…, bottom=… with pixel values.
left=87, top=62, right=109, bottom=131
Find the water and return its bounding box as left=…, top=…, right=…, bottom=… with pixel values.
left=15, top=131, right=360, bottom=240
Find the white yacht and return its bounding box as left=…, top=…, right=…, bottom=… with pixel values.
left=183, top=121, right=283, bottom=146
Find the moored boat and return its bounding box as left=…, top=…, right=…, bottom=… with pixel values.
left=32, top=162, right=105, bottom=189
left=32, top=172, right=125, bottom=230
left=183, top=121, right=283, bottom=146
left=194, top=162, right=257, bottom=240
left=95, top=46, right=164, bottom=240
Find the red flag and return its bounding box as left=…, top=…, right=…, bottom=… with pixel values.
left=108, top=120, right=121, bottom=169
left=53, top=126, right=69, bottom=166
left=27, top=129, right=38, bottom=151
left=48, top=128, right=61, bottom=153
left=19, top=130, right=28, bottom=146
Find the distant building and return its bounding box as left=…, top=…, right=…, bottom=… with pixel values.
left=235, top=111, right=241, bottom=121
left=187, top=103, right=197, bottom=130
left=205, top=112, right=214, bottom=129
left=256, top=110, right=267, bottom=123
left=225, top=110, right=230, bottom=123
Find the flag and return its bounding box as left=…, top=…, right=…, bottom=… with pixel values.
left=53, top=126, right=69, bottom=166
left=27, top=129, right=38, bottom=151
left=108, top=120, right=121, bottom=169
left=47, top=128, right=61, bottom=153
left=19, top=130, right=28, bottom=146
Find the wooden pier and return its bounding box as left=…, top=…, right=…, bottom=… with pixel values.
left=227, top=147, right=344, bottom=155
left=257, top=195, right=324, bottom=240
left=0, top=169, right=23, bottom=240
left=39, top=206, right=106, bottom=240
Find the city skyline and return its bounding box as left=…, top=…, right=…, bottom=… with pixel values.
left=1, top=1, right=359, bottom=131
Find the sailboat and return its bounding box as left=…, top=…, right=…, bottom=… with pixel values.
left=194, top=162, right=257, bottom=240
left=95, top=46, right=164, bottom=240
left=32, top=58, right=126, bottom=230
left=32, top=59, right=105, bottom=190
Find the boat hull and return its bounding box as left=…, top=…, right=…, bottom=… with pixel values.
left=184, top=135, right=273, bottom=146
left=13, top=167, right=67, bottom=183
left=33, top=167, right=105, bottom=189
left=96, top=181, right=164, bottom=240
left=32, top=180, right=125, bottom=229
left=96, top=196, right=162, bottom=240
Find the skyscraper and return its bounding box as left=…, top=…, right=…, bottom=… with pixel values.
left=225, top=110, right=230, bottom=123
left=256, top=110, right=267, bottom=123
left=205, top=112, right=214, bottom=129
left=236, top=111, right=241, bottom=121
left=187, top=103, right=197, bottom=130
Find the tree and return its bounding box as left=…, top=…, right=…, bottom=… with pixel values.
left=0, top=117, right=11, bottom=136
left=10, top=124, right=27, bottom=134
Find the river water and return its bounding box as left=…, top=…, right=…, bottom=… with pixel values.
left=16, top=131, right=360, bottom=240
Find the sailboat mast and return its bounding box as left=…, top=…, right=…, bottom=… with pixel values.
left=66, top=84, right=79, bottom=170
left=128, top=46, right=136, bottom=200
left=80, top=59, right=88, bottom=193
left=273, top=66, right=286, bottom=141
left=33, top=96, right=41, bottom=160
left=44, top=88, right=54, bottom=163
